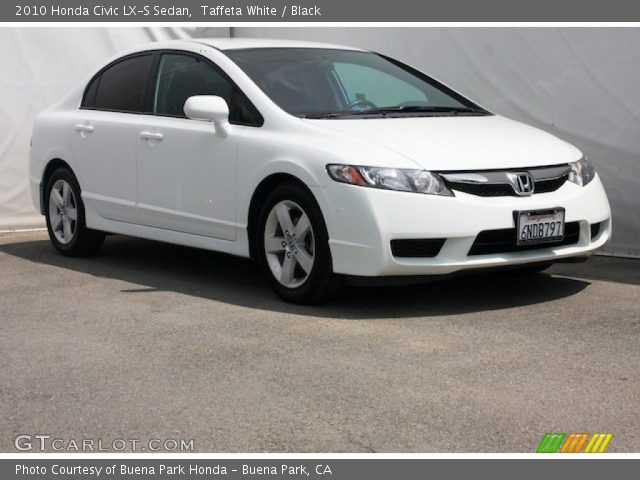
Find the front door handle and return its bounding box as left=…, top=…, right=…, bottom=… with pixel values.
left=75, top=124, right=94, bottom=133
left=139, top=131, right=164, bottom=141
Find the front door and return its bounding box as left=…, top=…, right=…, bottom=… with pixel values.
left=136, top=52, right=241, bottom=241
left=136, top=115, right=238, bottom=240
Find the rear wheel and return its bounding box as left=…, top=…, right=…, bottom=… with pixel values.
left=257, top=183, right=339, bottom=304
left=45, top=167, right=105, bottom=256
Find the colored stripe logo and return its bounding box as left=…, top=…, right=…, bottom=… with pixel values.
left=537, top=433, right=613, bottom=453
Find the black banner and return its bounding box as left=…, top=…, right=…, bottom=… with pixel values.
left=6, top=0, right=640, bottom=22
left=4, top=459, right=639, bottom=479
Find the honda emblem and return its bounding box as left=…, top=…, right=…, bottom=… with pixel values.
left=508, top=172, right=535, bottom=196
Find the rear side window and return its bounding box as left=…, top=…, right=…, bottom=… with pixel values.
left=82, top=75, right=99, bottom=108
left=153, top=53, right=263, bottom=126
left=83, top=54, right=153, bottom=113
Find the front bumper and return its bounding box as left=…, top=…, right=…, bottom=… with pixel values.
left=311, top=175, right=611, bottom=277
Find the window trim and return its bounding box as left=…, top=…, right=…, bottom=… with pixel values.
left=80, top=52, right=156, bottom=115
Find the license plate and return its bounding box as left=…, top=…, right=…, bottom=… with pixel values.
left=516, top=208, right=565, bottom=246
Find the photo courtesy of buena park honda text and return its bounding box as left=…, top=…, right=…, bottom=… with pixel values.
left=0, top=0, right=639, bottom=478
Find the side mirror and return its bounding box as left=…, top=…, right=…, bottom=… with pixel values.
left=184, top=95, right=230, bottom=136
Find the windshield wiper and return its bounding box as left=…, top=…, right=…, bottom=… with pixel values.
left=301, top=111, right=388, bottom=119
left=301, top=106, right=489, bottom=119
left=364, top=105, right=488, bottom=115
left=301, top=112, right=359, bottom=119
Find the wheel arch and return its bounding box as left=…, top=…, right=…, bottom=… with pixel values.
left=247, top=173, right=324, bottom=261
left=39, top=158, right=76, bottom=215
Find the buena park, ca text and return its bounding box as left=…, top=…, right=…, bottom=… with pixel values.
left=16, top=464, right=334, bottom=476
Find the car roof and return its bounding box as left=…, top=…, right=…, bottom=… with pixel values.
left=193, top=37, right=366, bottom=52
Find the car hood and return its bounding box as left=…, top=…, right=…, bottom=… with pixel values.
left=305, top=114, right=582, bottom=171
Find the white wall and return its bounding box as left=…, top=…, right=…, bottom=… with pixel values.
left=1, top=27, right=638, bottom=257
left=234, top=27, right=640, bottom=257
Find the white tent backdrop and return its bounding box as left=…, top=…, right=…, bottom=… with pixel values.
left=1, top=27, right=638, bottom=257
left=0, top=27, right=228, bottom=229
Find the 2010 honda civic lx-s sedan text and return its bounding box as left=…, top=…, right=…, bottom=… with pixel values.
left=29, top=38, right=612, bottom=303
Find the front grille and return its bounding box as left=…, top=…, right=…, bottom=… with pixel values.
left=591, top=222, right=602, bottom=239
left=468, top=222, right=580, bottom=256
left=533, top=176, right=568, bottom=194
left=447, top=175, right=568, bottom=197
left=440, top=165, right=570, bottom=197
left=391, top=238, right=445, bottom=258
left=447, top=183, right=513, bottom=197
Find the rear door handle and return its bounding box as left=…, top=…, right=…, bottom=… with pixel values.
left=139, top=131, right=164, bottom=141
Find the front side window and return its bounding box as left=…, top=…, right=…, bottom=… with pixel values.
left=226, top=48, right=488, bottom=118
left=153, top=53, right=262, bottom=126
left=87, top=54, right=154, bottom=113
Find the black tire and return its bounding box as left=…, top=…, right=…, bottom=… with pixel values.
left=44, top=167, right=105, bottom=257
left=256, top=182, right=340, bottom=304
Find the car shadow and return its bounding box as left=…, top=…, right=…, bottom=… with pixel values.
left=0, top=234, right=594, bottom=319
left=548, top=255, right=640, bottom=287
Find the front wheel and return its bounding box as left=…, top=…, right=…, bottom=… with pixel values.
left=257, top=183, right=339, bottom=304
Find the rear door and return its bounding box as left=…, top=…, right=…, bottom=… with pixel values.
left=69, top=53, right=154, bottom=223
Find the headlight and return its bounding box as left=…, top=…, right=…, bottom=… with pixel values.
left=326, top=164, right=453, bottom=196
left=568, top=157, right=596, bottom=187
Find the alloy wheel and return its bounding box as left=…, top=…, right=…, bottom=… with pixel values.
left=263, top=200, right=315, bottom=288
left=48, top=179, right=78, bottom=245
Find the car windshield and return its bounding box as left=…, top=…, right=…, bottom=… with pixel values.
left=225, top=48, right=489, bottom=118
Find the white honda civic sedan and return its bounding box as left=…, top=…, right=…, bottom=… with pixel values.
left=29, top=38, right=611, bottom=303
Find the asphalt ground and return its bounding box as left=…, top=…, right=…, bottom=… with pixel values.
left=1, top=230, right=638, bottom=452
